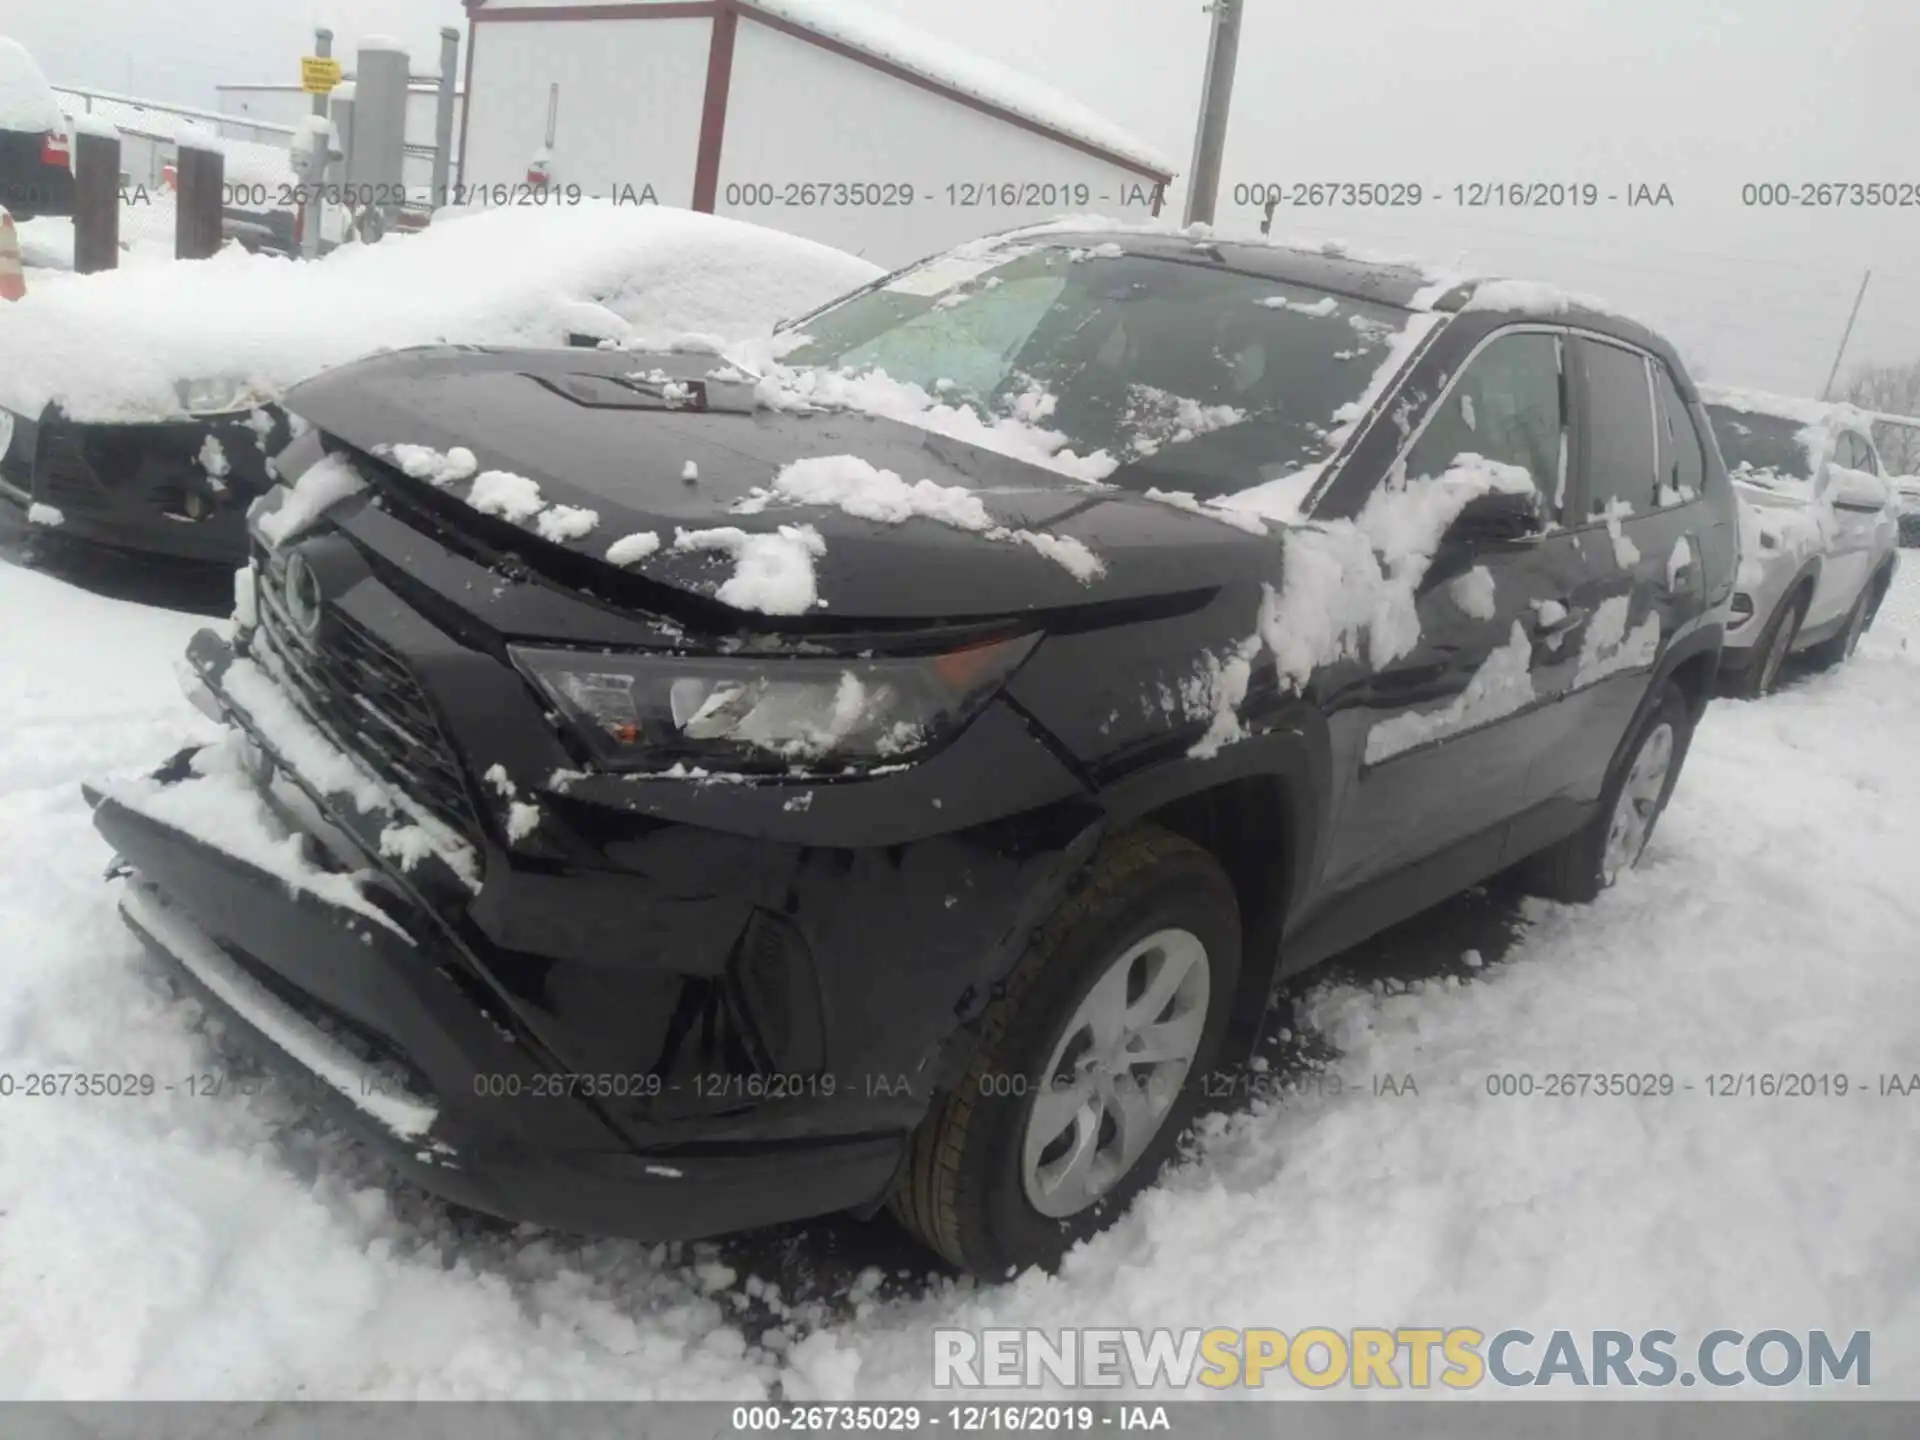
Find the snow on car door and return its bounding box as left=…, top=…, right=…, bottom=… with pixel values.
left=1516, top=338, right=1690, bottom=837
left=1311, top=329, right=1573, bottom=895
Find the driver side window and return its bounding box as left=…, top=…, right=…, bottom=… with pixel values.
left=1403, top=331, right=1566, bottom=518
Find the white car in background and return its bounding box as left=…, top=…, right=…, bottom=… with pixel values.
left=1872, top=415, right=1920, bottom=547
left=1701, top=386, right=1899, bottom=697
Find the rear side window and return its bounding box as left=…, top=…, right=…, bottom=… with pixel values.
left=1579, top=339, right=1659, bottom=516
left=1653, top=363, right=1705, bottom=506
left=1402, top=331, right=1566, bottom=515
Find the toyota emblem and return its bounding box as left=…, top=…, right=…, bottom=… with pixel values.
left=283, top=552, right=324, bottom=635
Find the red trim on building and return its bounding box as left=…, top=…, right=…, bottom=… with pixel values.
left=463, top=0, right=1171, bottom=184
left=691, top=4, right=740, bottom=213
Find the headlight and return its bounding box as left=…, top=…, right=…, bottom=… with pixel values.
left=175, top=376, right=265, bottom=415
left=511, top=635, right=1039, bottom=773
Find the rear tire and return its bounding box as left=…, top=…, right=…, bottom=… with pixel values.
left=888, top=825, right=1240, bottom=1277
left=1516, top=684, right=1694, bottom=903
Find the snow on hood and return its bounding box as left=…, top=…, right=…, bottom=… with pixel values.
left=0, top=203, right=882, bottom=423
left=731, top=0, right=1171, bottom=176
left=0, top=38, right=63, bottom=133
left=748, top=360, right=1119, bottom=483
left=1700, top=383, right=1877, bottom=437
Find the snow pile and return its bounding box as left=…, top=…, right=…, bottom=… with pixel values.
left=217, top=655, right=481, bottom=890
left=1141, top=487, right=1269, bottom=536
left=1572, top=595, right=1662, bottom=687
left=606, top=531, right=663, bottom=567
left=1364, top=621, right=1535, bottom=762
left=0, top=203, right=882, bottom=422
left=253, top=452, right=366, bottom=547
left=751, top=362, right=1118, bottom=483
left=1117, top=385, right=1244, bottom=460
left=5, top=559, right=1920, bottom=1398
left=1700, top=383, right=1877, bottom=438
left=1193, top=454, right=1536, bottom=758
left=735, top=453, right=1105, bottom=582
left=482, top=765, right=542, bottom=844
left=737, top=0, right=1171, bottom=175
left=1461, top=278, right=1640, bottom=325
left=0, top=37, right=63, bottom=132
left=672, top=524, right=829, bottom=614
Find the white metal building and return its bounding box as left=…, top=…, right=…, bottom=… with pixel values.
left=457, top=0, right=1173, bottom=266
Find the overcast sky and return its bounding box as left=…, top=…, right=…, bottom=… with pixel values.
left=11, top=0, right=1920, bottom=396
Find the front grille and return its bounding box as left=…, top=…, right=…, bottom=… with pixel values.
left=249, top=545, right=482, bottom=848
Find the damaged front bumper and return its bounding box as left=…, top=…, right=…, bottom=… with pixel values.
left=86, top=637, right=907, bottom=1242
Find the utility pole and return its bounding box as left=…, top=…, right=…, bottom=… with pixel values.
left=1181, top=0, right=1242, bottom=228
left=1820, top=269, right=1871, bottom=401
left=313, top=28, right=333, bottom=119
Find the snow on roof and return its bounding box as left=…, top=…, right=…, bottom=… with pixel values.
left=0, top=37, right=64, bottom=133
left=740, top=0, right=1171, bottom=175
left=468, top=0, right=1169, bottom=176
left=0, top=203, right=881, bottom=423
left=1698, top=383, right=1876, bottom=435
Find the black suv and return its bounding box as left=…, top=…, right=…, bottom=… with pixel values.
left=89, top=230, right=1736, bottom=1276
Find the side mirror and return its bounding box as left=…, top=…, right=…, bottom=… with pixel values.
left=1826, top=467, right=1889, bottom=514
left=1442, top=487, right=1547, bottom=550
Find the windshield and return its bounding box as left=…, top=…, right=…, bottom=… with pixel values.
left=778, top=247, right=1417, bottom=500
left=1706, top=405, right=1815, bottom=484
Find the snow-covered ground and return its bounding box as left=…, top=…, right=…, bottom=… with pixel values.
left=1, top=553, right=1917, bottom=1400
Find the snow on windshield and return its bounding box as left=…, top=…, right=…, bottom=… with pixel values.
left=774, top=244, right=1427, bottom=504
left=0, top=204, right=882, bottom=423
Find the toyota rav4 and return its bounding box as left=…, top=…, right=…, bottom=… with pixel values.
left=88, top=227, right=1737, bottom=1276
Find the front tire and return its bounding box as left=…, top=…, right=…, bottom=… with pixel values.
left=1517, top=684, right=1694, bottom=903
left=1804, top=571, right=1886, bottom=671
left=889, top=825, right=1240, bottom=1277
left=1732, top=590, right=1803, bottom=699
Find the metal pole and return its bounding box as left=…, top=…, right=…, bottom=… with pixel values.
left=1181, top=0, right=1242, bottom=228
left=432, top=27, right=459, bottom=210
left=1820, top=269, right=1871, bottom=401
left=313, top=28, right=333, bottom=119
left=73, top=131, right=121, bottom=274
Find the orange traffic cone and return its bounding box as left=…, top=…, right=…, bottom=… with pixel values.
left=0, top=209, right=25, bottom=302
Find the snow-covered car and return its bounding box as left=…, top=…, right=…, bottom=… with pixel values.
left=0, top=203, right=880, bottom=563
left=89, top=224, right=1739, bottom=1275
left=1701, top=387, right=1900, bottom=697
left=0, top=37, right=73, bottom=221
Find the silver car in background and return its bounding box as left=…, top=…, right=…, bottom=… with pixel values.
left=1702, top=387, right=1900, bottom=697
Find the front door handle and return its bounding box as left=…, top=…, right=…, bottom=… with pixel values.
left=1530, top=603, right=1586, bottom=637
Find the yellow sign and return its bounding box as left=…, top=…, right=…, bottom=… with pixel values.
left=300, top=56, right=343, bottom=94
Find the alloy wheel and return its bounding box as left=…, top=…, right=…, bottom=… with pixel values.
left=1601, top=722, right=1674, bottom=884
left=1020, top=927, right=1210, bottom=1219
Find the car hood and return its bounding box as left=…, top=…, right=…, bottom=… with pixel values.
left=282, top=345, right=1275, bottom=624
